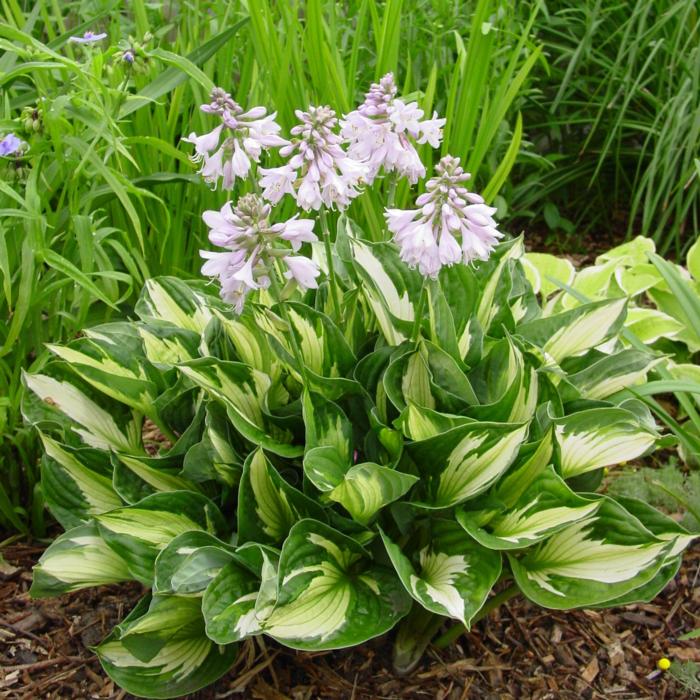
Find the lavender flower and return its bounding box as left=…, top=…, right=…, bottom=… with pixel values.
left=69, top=31, right=108, bottom=44
left=260, top=105, right=367, bottom=211
left=201, top=194, right=320, bottom=312
left=385, top=155, right=502, bottom=277
left=0, top=133, right=22, bottom=157
left=183, top=87, right=288, bottom=191
left=340, top=73, right=446, bottom=185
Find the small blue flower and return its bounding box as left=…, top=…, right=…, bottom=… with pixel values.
left=123, top=50, right=135, bottom=64
left=0, top=133, right=22, bottom=157
left=69, top=31, right=108, bottom=44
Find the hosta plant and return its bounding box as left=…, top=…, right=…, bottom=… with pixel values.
left=25, top=82, right=697, bottom=698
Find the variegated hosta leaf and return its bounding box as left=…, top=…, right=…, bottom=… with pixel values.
left=395, top=401, right=473, bottom=441
left=522, top=252, right=576, bottom=299
left=96, top=595, right=237, bottom=700
left=349, top=239, right=422, bottom=345
left=135, top=277, right=224, bottom=334
left=39, top=432, right=122, bottom=529
left=588, top=497, right=696, bottom=607
left=261, top=519, right=411, bottom=649
left=407, top=422, right=529, bottom=508
left=436, top=264, right=479, bottom=361
left=302, top=390, right=353, bottom=462
left=202, top=558, right=263, bottom=644
left=112, top=452, right=200, bottom=504
left=383, top=341, right=476, bottom=414
left=254, top=302, right=358, bottom=399
left=154, top=531, right=237, bottom=595
left=96, top=491, right=226, bottom=585
left=518, top=298, right=627, bottom=365
left=476, top=237, right=524, bottom=334
left=238, top=449, right=325, bottom=546
left=212, top=308, right=282, bottom=378
left=509, top=498, right=672, bottom=608
left=23, top=363, right=142, bottom=453
left=467, top=337, right=537, bottom=423
left=178, top=358, right=302, bottom=458
left=137, top=322, right=200, bottom=368
left=325, top=462, right=418, bottom=526
left=562, top=349, right=661, bottom=401
left=182, top=402, right=244, bottom=487
left=457, top=466, right=600, bottom=550
left=31, top=522, right=132, bottom=597
left=382, top=519, right=501, bottom=627
left=554, top=407, right=657, bottom=479
left=46, top=323, right=162, bottom=415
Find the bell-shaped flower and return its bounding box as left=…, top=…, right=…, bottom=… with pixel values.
left=385, top=155, right=503, bottom=278
left=341, top=73, right=446, bottom=185
left=201, top=194, right=320, bottom=312
left=183, top=87, right=288, bottom=190
left=263, top=106, right=367, bottom=211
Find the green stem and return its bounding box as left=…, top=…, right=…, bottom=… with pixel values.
left=319, top=208, right=341, bottom=318
left=432, top=584, right=520, bottom=649
left=411, top=280, right=428, bottom=344
left=268, top=264, right=311, bottom=387
left=387, top=173, right=398, bottom=208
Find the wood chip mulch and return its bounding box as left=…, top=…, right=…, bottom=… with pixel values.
left=1, top=540, right=698, bottom=700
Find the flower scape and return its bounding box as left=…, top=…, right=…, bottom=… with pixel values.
left=24, top=76, right=697, bottom=699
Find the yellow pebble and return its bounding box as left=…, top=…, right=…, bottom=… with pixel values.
left=657, top=657, right=671, bottom=671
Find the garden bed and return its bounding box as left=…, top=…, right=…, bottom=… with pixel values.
left=2, top=540, right=698, bottom=699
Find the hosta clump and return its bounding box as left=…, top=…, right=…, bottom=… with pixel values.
left=24, top=81, right=696, bottom=698
left=24, top=240, right=697, bottom=696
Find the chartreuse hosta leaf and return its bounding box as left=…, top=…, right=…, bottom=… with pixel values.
left=39, top=432, right=122, bottom=528
left=135, top=277, right=224, bottom=334
left=238, top=449, right=325, bottom=546
left=96, top=491, right=226, bottom=585
left=518, top=298, right=627, bottom=365
left=31, top=522, right=132, bottom=597
left=522, top=252, right=576, bottom=299
left=260, top=519, right=411, bottom=649
left=96, top=595, right=237, bottom=700
left=458, top=467, right=600, bottom=550
left=381, top=519, right=501, bottom=627
left=562, top=349, right=662, bottom=401
left=407, top=422, right=529, bottom=508
left=350, top=239, right=421, bottom=345
left=23, top=363, right=141, bottom=453
left=154, top=531, right=237, bottom=595
left=509, top=499, right=674, bottom=609
left=624, top=307, right=683, bottom=344
left=554, top=407, right=657, bottom=479
left=178, top=357, right=302, bottom=457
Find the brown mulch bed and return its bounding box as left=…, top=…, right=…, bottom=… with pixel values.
left=1, top=541, right=699, bottom=699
